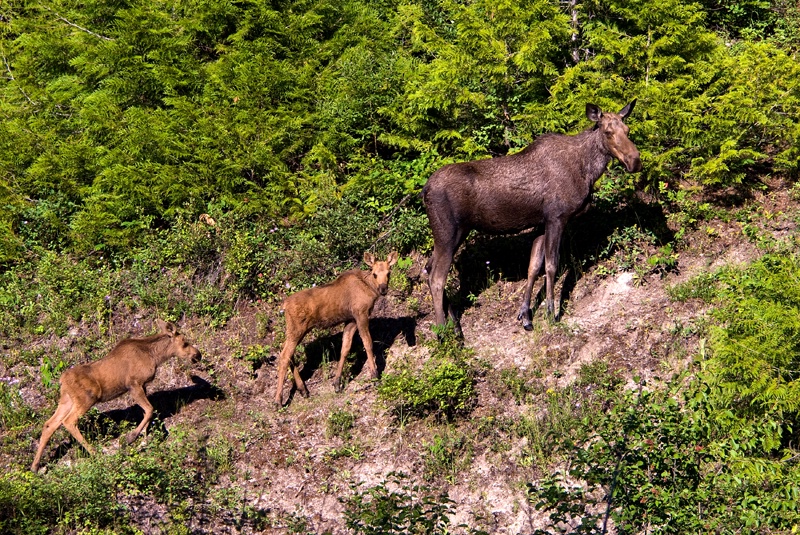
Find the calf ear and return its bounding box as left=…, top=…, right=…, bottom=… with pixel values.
left=586, top=103, right=602, bottom=122
left=156, top=319, right=177, bottom=336
left=387, top=251, right=399, bottom=267
left=363, top=252, right=376, bottom=267
left=619, top=99, right=637, bottom=120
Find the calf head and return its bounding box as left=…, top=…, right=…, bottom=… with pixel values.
left=156, top=319, right=202, bottom=363
left=363, top=251, right=399, bottom=296
left=587, top=100, right=642, bottom=173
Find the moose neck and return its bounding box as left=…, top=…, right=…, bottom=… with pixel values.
left=577, top=127, right=614, bottom=190
left=148, top=335, right=176, bottom=365
left=359, top=270, right=381, bottom=297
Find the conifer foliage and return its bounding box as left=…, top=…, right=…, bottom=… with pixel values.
left=2, top=0, right=799, bottom=262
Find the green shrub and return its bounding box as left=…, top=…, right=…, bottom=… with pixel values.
left=423, top=430, right=472, bottom=484
left=342, top=472, right=483, bottom=535
left=378, top=335, right=477, bottom=422
left=327, top=407, right=356, bottom=440
left=0, top=428, right=204, bottom=534
left=530, top=253, right=800, bottom=534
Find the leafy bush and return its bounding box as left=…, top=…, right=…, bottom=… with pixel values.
left=327, top=407, right=356, bottom=440
left=530, top=253, right=800, bottom=534
left=342, top=472, right=484, bottom=535
left=378, top=334, right=477, bottom=422
left=0, top=429, right=204, bottom=534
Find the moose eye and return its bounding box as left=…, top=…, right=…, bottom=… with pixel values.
left=373, top=273, right=377, bottom=278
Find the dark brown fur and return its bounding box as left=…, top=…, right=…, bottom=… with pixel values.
left=423, top=101, right=642, bottom=333
left=31, top=320, right=201, bottom=472
left=273, top=251, right=398, bottom=407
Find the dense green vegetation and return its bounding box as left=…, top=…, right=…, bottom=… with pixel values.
left=531, top=251, right=800, bottom=533
left=2, top=0, right=799, bottom=268
left=2, top=0, right=800, bottom=533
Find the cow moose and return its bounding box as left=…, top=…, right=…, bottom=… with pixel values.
left=273, top=251, right=399, bottom=407
left=31, top=320, right=201, bottom=472
left=423, top=100, right=642, bottom=334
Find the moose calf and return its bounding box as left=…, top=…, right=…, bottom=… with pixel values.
left=31, top=320, right=201, bottom=472
left=273, top=251, right=399, bottom=407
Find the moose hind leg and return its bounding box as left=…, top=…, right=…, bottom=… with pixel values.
left=61, top=401, right=97, bottom=456
left=427, top=228, right=467, bottom=337
left=543, top=221, right=565, bottom=319
left=334, top=321, right=358, bottom=393
left=31, top=394, right=74, bottom=472
left=517, top=234, right=545, bottom=331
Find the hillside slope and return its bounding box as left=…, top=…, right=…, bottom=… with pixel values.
left=4, top=181, right=797, bottom=533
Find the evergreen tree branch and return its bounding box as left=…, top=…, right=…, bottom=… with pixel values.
left=44, top=7, right=113, bottom=41
left=1, top=51, right=35, bottom=105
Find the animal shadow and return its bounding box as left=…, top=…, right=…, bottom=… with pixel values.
left=48, top=375, right=225, bottom=462
left=453, top=194, right=674, bottom=320
left=299, top=316, right=417, bottom=387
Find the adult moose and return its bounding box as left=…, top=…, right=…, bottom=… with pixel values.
left=272, top=251, right=398, bottom=407
left=31, top=320, right=201, bottom=472
left=423, top=100, right=642, bottom=334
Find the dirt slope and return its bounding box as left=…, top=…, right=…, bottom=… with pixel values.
left=13, top=182, right=797, bottom=533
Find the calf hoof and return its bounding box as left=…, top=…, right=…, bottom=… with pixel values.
left=298, top=387, right=310, bottom=399
left=333, top=378, right=343, bottom=393
left=124, top=432, right=139, bottom=445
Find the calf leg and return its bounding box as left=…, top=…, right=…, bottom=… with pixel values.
left=31, top=392, right=74, bottom=472
left=274, top=329, right=308, bottom=407
left=517, top=234, right=546, bottom=330
left=125, top=384, right=153, bottom=444
left=60, top=397, right=97, bottom=456
left=355, top=314, right=379, bottom=380
left=334, top=321, right=358, bottom=392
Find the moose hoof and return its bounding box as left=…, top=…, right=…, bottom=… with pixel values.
left=333, top=379, right=343, bottom=393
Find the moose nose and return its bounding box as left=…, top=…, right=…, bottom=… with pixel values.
left=378, top=284, right=388, bottom=296
left=626, top=154, right=642, bottom=173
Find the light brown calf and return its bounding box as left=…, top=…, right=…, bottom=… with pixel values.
left=274, top=251, right=399, bottom=407
left=31, top=320, right=201, bottom=472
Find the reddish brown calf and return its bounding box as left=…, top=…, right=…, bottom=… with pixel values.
left=273, top=251, right=399, bottom=407
left=31, top=320, right=201, bottom=472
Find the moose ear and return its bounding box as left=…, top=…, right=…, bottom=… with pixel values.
left=363, top=252, right=376, bottom=267
left=586, top=103, right=602, bottom=122
left=387, top=251, right=399, bottom=267
left=619, top=99, right=636, bottom=120
left=156, top=319, right=177, bottom=336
